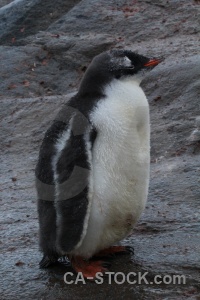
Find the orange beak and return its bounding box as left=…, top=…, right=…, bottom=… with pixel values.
left=144, top=58, right=162, bottom=67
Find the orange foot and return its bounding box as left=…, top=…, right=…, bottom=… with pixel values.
left=71, top=256, right=110, bottom=280
left=94, top=245, right=134, bottom=257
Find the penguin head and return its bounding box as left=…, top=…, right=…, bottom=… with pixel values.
left=79, top=49, right=162, bottom=95
left=108, top=49, right=162, bottom=79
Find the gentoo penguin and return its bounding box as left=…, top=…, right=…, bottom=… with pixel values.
left=35, top=49, right=161, bottom=278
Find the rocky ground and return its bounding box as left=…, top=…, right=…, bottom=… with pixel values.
left=0, top=0, right=200, bottom=299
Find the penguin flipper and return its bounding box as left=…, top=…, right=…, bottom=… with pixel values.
left=54, top=115, right=97, bottom=253
left=36, top=121, right=69, bottom=259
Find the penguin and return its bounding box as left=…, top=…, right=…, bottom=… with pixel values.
left=35, top=49, right=162, bottom=279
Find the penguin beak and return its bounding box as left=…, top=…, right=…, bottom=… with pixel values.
left=144, top=58, right=162, bottom=67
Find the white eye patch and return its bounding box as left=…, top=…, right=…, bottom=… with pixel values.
left=109, top=53, right=133, bottom=69
left=124, top=56, right=132, bottom=67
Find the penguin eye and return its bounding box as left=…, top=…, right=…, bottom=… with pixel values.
left=115, top=74, right=121, bottom=79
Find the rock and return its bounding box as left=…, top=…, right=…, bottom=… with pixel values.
left=0, top=32, right=114, bottom=98
left=142, top=54, right=200, bottom=159
left=0, top=0, right=13, bottom=9
left=0, top=0, right=200, bottom=299
left=188, top=116, right=200, bottom=142
left=0, top=0, right=81, bottom=45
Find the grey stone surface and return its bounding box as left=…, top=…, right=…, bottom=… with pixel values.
left=0, top=0, right=82, bottom=44
left=0, top=0, right=200, bottom=299
left=0, top=0, right=13, bottom=9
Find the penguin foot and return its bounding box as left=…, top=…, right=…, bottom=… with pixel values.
left=58, top=256, right=70, bottom=266
left=39, top=254, right=58, bottom=268
left=71, top=256, right=110, bottom=280
left=94, top=245, right=134, bottom=257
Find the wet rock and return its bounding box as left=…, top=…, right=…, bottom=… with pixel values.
left=0, top=33, right=114, bottom=98
left=142, top=54, right=200, bottom=159
left=0, top=0, right=82, bottom=45
left=0, top=0, right=13, bottom=9
left=188, top=116, right=200, bottom=142
left=0, top=0, right=200, bottom=299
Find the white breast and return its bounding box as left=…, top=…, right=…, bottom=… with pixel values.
left=73, top=78, right=150, bottom=258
